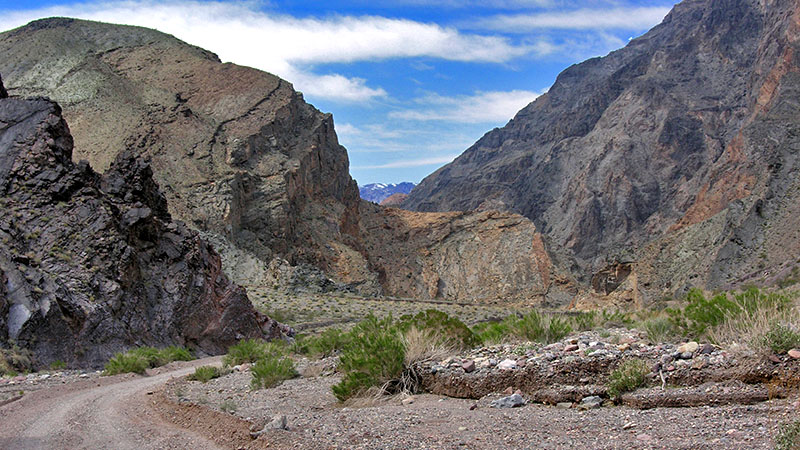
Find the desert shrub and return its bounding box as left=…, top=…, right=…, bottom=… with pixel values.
left=251, top=353, right=296, bottom=389
left=571, top=311, right=597, bottom=331
left=607, top=359, right=649, bottom=399
left=401, top=326, right=453, bottom=366
left=300, top=328, right=352, bottom=358
left=188, top=365, right=223, bottom=383
left=223, top=339, right=267, bottom=366
left=642, top=316, right=678, bottom=343
left=0, top=346, right=33, bottom=376
left=513, top=311, right=572, bottom=344
left=600, top=309, right=634, bottom=328
left=49, top=360, right=67, bottom=370
left=775, top=420, right=800, bottom=450
left=397, top=309, right=479, bottom=350
left=332, top=314, right=405, bottom=401
left=760, top=323, right=800, bottom=354
left=473, top=319, right=514, bottom=345
left=103, top=345, right=194, bottom=375
left=546, top=316, right=573, bottom=343
left=104, top=352, right=149, bottom=375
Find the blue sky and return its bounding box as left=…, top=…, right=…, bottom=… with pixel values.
left=0, top=0, right=675, bottom=185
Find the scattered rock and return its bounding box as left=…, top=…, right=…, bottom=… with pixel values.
left=579, top=396, right=603, bottom=410
left=402, top=396, right=415, bottom=406
left=564, top=344, right=579, bottom=352
left=788, top=349, right=800, bottom=359
left=462, top=360, right=476, bottom=373
left=556, top=402, right=572, bottom=409
left=490, top=394, right=526, bottom=409
left=677, top=342, right=699, bottom=354
left=498, top=359, right=518, bottom=370
left=699, top=344, right=715, bottom=355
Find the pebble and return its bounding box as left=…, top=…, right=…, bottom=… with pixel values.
left=462, top=360, right=476, bottom=373
left=677, top=341, right=699, bottom=354
left=556, top=402, right=572, bottom=409
left=564, top=344, right=579, bottom=352
left=497, top=359, right=518, bottom=370
left=788, top=349, right=800, bottom=359
left=579, top=396, right=602, bottom=410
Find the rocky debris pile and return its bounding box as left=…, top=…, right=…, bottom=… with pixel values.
left=416, top=329, right=796, bottom=408
left=0, top=83, right=287, bottom=369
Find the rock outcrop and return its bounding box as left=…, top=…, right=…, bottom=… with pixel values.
left=379, top=193, right=408, bottom=207
left=0, top=17, right=366, bottom=293
left=0, top=18, right=573, bottom=304
left=0, top=83, right=284, bottom=369
left=360, top=203, right=575, bottom=303
left=404, top=0, right=800, bottom=302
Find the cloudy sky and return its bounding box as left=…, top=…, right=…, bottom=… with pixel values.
left=0, top=0, right=675, bottom=185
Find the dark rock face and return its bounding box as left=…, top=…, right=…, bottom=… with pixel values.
left=0, top=18, right=366, bottom=295
left=405, top=0, right=800, bottom=300
left=0, top=93, right=284, bottom=369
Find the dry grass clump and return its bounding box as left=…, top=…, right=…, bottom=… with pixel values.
left=401, top=326, right=454, bottom=366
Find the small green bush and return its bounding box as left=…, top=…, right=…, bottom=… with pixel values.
left=49, top=360, right=67, bottom=371
left=249, top=343, right=296, bottom=390
left=0, top=346, right=33, bottom=376
left=601, top=309, right=634, bottom=328
left=103, top=345, right=194, bottom=375
left=642, top=316, right=678, bottom=343
left=332, top=314, right=405, bottom=401
left=775, top=420, right=800, bottom=450
left=223, top=339, right=267, bottom=366
left=188, top=365, right=223, bottom=383
left=104, top=352, right=149, bottom=375
left=546, top=317, right=573, bottom=343
left=760, top=323, right=800, bottom=354
left=300, top=328, right=352, bottom=357
left=571, top=311, right=597, bottom=331
left=607, top=359, right=649, bottom=399
left=472, top=319, right=514, bottom=345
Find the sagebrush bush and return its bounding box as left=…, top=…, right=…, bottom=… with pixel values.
left=332, top=315, right=405, bottom=401
left=607, top=359, right=649, bottom=399
left=188, top=365, right=223, bottom=383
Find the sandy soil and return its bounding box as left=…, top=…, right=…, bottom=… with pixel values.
left=0, top=357, right=226, bottom=449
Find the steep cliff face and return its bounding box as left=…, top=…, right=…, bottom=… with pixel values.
left=360, top=203, right=575, bottom=304
left=405, top=0, right=800, bottom=300
left=0, top=18, right=366, bottom=293
left=0, top=18, right=572, bottom=304
left=0, top=87, right=285, bottom=369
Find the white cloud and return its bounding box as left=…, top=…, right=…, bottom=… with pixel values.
left=478, top=6, right=671, bottom=31
left=0, top=0, right=533, bottom=102
left=353, top=154, right=460, bottom=169
left=389, top=90, right=539, bottom=124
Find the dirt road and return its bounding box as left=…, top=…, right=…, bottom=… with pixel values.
left=0, top=357, right=225, bottom=450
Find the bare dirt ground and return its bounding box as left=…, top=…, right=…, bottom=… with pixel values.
left=1, top=351, right=798, bottom=449
left=168, top=364, right=798, bottom=450
left=0, top=357, right=229, bottom=449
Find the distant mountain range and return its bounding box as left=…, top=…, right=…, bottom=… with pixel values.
left=359, top=182, right=416, bottom=204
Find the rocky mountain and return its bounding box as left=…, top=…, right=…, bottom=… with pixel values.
left=0, top=77, right=286, bottom=369
left=0, top=18, right=572, bottom=305
left=359, top=182, right=416, bottom=204
left=404, top=0, right=800, bottom=302
left=379, top=193, right=408, bottom=206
